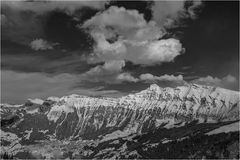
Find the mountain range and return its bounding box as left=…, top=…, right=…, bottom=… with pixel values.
left=1, top=83, right=239, bottom=159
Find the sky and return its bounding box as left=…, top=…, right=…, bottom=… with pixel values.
left=1, top=0, right=239, bottom=104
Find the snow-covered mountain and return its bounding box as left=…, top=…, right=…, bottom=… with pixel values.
left=1, top=83, right=239, bottom=159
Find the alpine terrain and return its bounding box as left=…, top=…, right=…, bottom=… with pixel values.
left=1, top=83, right=239, bottom=159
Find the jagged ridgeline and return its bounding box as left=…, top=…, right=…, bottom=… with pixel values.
left=1, top=84, right=239, bottom=159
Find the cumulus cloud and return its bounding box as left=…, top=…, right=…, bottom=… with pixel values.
left=84, top=60, right=125, bottom=76
left=192, top=74, right=238, bottom=90
left=83, top=6, right=164, bottom=41
left=81, top=60, right=126, bottom=83
left=83, top=6, right=183, bottom=66
left=116, top=73, right=139, bottom=82
left=125, top=38, right=183, bottom=65
left=139, top=73, right=184, bottom=82
left=81, top=60, right=136, bottom=84
left=87, top=33, right=183, bottom=65
left=30, top=39, right=57, bottom=51
left=78, top=3, right=204, bottom=84
left=98, top=72, right=185, bottom=84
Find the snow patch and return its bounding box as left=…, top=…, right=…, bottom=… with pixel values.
left=47, top=104, right=74, bottom=122
left=146, top=142, right=159, bottom=148
left=24, top=128, right=33, bottom=140
left=206, top=121, right=240, bottom=135
left=39, top=129, right=49, bottom=134
left=100, top=130, right=132, bottom=142
left=162, top=138, right=173, bottom=144
left=26, top=108, right=39, bottom=114
left=110, top=140, right=119, bottom=144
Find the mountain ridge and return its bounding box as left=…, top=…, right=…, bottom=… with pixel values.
left=1, top=83, right=239, bottom=124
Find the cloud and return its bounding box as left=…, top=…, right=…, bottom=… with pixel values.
left=151, top=0, right=203, bottom=28
left=139, top=73, right=184, bottom=82
left=116, top=73, right=139, bottom=82
left=84, top=60, right=125, bottom=76
left=192, top=74, right=238, bottom=90
left=81, top=61, right=136, bottom=84
left=30, top=39, right=57, bottom=51
left=125, top=38, right=183, bottom=65
left=222, top=75, right=237, bottom=83
left=81, top=60, right=184, bottom=84
left=81, top=60, right=126, bottom=83
left=83, top=6, right=164, bottom=41
left=106, top=72, right=184, bottom=84
left=194, top=76, right=221, bottom=84
left=1, top=70, right=123, bottom=104
left=83, top=6, right=183, bottom=66
left=80, top=5, right=185, bottom=83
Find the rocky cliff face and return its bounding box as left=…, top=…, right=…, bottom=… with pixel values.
left=1, top=83, right=239, bottom=158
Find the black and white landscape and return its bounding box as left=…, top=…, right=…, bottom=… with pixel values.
left=1, top=0, right=239, bottom=159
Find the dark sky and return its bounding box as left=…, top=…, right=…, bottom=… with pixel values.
left=1, top=1, right=239, bottom=103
